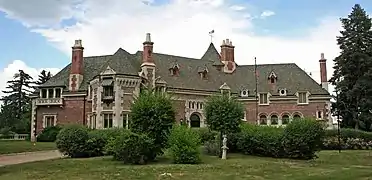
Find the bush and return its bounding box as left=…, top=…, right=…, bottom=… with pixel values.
left=203, top=137, right=221, bottom=156
left=37, top=126, right=62, bottom=142
left=130, top=89, right=176, bottom=160
left=111, top=130, right=154, bottom=165
left=282, top=119, right=324, bottom=160
left=56, top=125, right=90, bottom=158
left=237, top=124, right=285, bottom=158
left=92, top=128, right=126, bottom=155
left=85, top=130, right=108, bottom=157
left=192, top=128, right=218, bottom=143
left=323, top=128, right=372, bottom=150
left=168, top=125, right=202, bottom=164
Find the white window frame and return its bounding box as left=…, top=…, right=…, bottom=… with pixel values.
left=43, top=115, right=57, bottom=128
left=103, top=113, right=113, bottom=129
left=316, top=110, right=324, bottom=120
left=242, top=111, right=247, bottom=121
left=297, top=92, right=309, bottom=104
left=258, top=93, right=269, bottom=105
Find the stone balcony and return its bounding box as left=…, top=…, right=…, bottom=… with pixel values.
left=36, top=98, right=63, bottom=106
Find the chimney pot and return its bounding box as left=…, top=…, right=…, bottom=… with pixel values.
left=321, top=53, right=325, bottom=59
left=146, top=33, right=151, bottom=42
left=74, top=39, right=82, bottom=47
left=222, top=40, right=226, bottom=45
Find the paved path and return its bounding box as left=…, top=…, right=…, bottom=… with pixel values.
left=0, top=150, right=64, bottom=167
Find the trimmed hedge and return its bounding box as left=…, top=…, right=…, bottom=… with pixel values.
left=37, top=126, right=62, bottom=142
left=192, top=128, right=218, bottom=144
left=168, top=125, right=202, bottom=164
left=323, top=128, right=372, bottom=150
left=236, top=119, right=324, bottom=160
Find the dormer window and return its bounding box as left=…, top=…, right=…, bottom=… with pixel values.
left=278, top=88, right=287, bottom=96
left=240, top=89, right=249, bottom=97
left=297, top=91, right=309, bottom=104
left=198, top=66, right=208, bottom=79
left=102, top=78, right=114, bottom=101
left=268, top=71, right=277, bottom=84
left=169, top=62, right=180, bottom=76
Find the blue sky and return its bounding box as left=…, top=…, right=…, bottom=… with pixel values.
left=0, top=0, right=370, bottom=96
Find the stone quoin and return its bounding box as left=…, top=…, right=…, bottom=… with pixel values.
left=29, top=33, right=332, bottom=141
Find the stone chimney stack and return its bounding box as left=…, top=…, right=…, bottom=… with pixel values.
left=319, top=53, right=328, bottom=91
left=69, top=39, right=84, bottom=91
left=142, top=33, right=155, bottom=66
left=220, top=38, right=236, bottom=73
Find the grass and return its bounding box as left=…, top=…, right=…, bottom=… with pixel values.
left=0, top=141, right=57, bottom=155
left=0, top=150, right=371, bottom=180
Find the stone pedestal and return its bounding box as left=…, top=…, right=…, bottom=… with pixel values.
left=221, top=134, right=229, bottom=160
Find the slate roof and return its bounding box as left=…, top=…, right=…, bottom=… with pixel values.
left=39, top=43, right=329, bottom=96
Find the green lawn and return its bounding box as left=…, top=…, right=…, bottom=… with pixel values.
left=0, top=141, right=57, bottom=155
left=0, top=150, right=371, bottom=180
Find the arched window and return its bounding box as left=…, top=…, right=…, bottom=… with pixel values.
left=282, top=114, right=290, bottom=125
left=293, top=114, right=302, bottom=120
left=259, top=115, right=267, bottom=125
left=271, top=115, right=278, bottom=125
left=190, top=113, right=201, bottom=128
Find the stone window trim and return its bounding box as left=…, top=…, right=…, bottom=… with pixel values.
left=40, top=88, right=63, bottom=99
left=258, top=92, right=270, bottom=105
left=103, top=113, right=114, bottom=129
left=257, top=113, right=268, bottom=125
left=316, top=110, right=324, bottom=120
left=186, top=100, right=204, bottom=110
left=280, top=112, right=291, bottom=125
left=240, top=89, right=249, bottom=97
left=268, top=113, right=279, bottom=125
left=42, top=114, right=57, bottom=128
left=241, top=111, right=247, bottom=121
left=292, top=112, right=304, bottom=119
left=121, top=111, right=131, bottom=129
left=296, top=91, right=309, bottom=105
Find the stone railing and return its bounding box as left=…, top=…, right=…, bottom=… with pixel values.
left=36, top=98, right=63, bottom=106
left=0, top=134, right=29, bottom=141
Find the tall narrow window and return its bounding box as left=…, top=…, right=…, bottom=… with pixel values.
left=55, top=88, right=62, bottom=98
left=103, top=113, right=113, bottom=128
left=259, top=93, right=268, bottom=105
left=298, top=92, right=308, bottom=104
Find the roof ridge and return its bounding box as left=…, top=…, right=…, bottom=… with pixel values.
left=135, top=50, right=200, bottom=61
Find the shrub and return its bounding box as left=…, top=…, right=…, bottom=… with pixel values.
left=237, top=124, right=285, bottom=158
left=282, top=118, right=324, bottom=160
left=192, top=128, right=218, bottom=143
left=322, top=137, right=345, bottom=150
left=130, top=89, right=176, bottom=160
left=92, top=128, right=126, bottom=155
left=56, top=125, right=90, bottom=158
left=111, top=130, right=154, bottom=165
left=85, top=130, right=109, bottom=157
left=323, top=128, right=372, bottom=150
left=37, top=126, right=62, bottom=142
left=168, top=125, right=202, bottom=164
left=203, top=140, right=220, bottom=156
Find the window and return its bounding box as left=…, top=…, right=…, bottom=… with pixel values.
left=298, top=92, right=308, bottom=104
left=200, top=103, right=203, bottom=109
left=90, top=114, right=96, bottom=129
left=43, top=115, right=56, bottom=128
left=316, top=111, right=323, bottom=120
left=293, top=114, right=302, bottom=120
left=41, top=89, right=47, bottom=98
left=122, top=112, right=131, bottom=129
left=282, top=115, right=290, bottom=125
left=103, top=86, right=114, bottom=97
left=55, top=88, right=62, bottom=98
left=48, top=89, right=54, bottom=98
left=271, top=115, right=278, bottom=125
left=103, top=113, right=113, bottom=128
left=270, top=77, right=275, bottom=83
left=259, top=93, right=268, bottom=105
left=242, top=111, right=247, bottom=121
left=259, top=115, right=267, bottom=125
left=240, top=90, right=249, bottom=97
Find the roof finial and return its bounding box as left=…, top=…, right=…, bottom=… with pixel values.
left=145, top=33, right=151, bottom=42
left=209, top=30, right=215, bottom=43
left=320, top=53, right=325, bottom=59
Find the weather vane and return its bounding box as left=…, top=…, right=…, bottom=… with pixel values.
left=209, top=30, right=215, bottom=43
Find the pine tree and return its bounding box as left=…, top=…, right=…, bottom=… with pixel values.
left=36, top=70, right=52, bottom=85
left=330, top=4, right=372, bottom=130
left=0, top=70, right=35, bottom=133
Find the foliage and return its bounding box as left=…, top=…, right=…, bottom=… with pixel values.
left=329, top=4, right=372, bottom=131
left=111, top=130, right=154, bottom=165
left=323, top=128, right=372, bottom=150
left=93, top=128, right=128, bottom=155
left=36, top=70, right=52, bottom=85
left=192, top=128, right=218, bottom=144
left=130, top=88, right=176, bottom=160
left=203, top=139, right=220, bottom=156
left=168, top=125, right=202, bottom=164
left=56, top=125, right=91, bottom=158
left=85, top=130, right=107, bottom=157
left=282, top=119, right=325, bottom=160
left=0, top=70, right=35, bottom=134
left=37, top=126, right=62, bottom=142
left=204, top=94, right=244, bottom=134
left=237, top=124, right=285, bottom=158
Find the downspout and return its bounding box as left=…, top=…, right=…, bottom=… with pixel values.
left=83, top=92, right=86, bottom=125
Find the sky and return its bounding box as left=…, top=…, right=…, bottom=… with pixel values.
left=0, top=0, right=371, bottom=101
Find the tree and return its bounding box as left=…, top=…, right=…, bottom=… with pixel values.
left=36, top=70, right=52, bottom=85
left=129, top=88, right=176, bottom=160
left=329, top=4, right=372, bottom=131
left=204, top=94, right=244, bottom=135
left=0, top=70, right=35, bottom=133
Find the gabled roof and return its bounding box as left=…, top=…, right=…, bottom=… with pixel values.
left=39, top=43, right=329, bottom=96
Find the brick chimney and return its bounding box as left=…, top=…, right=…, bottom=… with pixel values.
left=319, top=53, right=328, bottom=92
left=69, top=39, right=84, bottom=91
left=142, top=33, right=155, bottom=66
left=220, top=39, right=236, bottom=73
left=140, top=33, right=156, bottom=88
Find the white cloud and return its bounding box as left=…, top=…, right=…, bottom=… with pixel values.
left=260, top=10, right=275, bottom=19
left=0, top=0, right=345, bottom=96
left=230, top=5, right=245, bottom=11
left=0, top=60, right=60, bottom=104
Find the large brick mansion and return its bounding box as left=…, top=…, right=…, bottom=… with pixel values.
left=30, top=33, right=332, bottom=141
